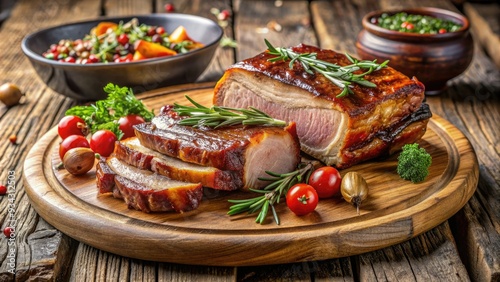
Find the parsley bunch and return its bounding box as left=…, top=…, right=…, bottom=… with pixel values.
left=65, top=83, right=154, bottom=139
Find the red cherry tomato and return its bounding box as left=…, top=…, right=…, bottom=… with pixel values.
left=117, top=33, right=129, bottom=45
left=90, top=130, right=117, bottom=157
left=286, top=184, right=318, bottom=216
left=308, top=166, right=341, bottom=198
left=0, top=185, right=6, bottom=195
left=58, top=115, right=86, bottom=139
left=438, top=28, right=447, bottom=34
left=59, top=135, right=90, bottom=160
left=156, top=27, right=165, bottom=35
left=118, top=115, right=145, bottom=139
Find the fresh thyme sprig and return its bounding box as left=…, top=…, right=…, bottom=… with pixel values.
left=228, top=162, right=314, bottom=225
left=264, top=39, right=389, bottom=97
left=173, top=95, right=286, bottom=128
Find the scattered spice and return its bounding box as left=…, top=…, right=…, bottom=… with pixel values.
left=9, top=134, right=17, bottom=144
left=164, top=3, right=175, bottom=13
left=3, top=227, right=13, bottom=238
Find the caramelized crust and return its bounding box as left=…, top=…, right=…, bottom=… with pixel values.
left=214, top=44, right=431, bottom=168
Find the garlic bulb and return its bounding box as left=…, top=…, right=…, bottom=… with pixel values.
left=341, top=171, right=368, bottom=215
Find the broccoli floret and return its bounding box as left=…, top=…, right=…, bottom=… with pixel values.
left=397, top=143, right=432, bottom=183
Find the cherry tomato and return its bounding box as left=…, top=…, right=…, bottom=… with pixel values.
left=90, top=130, right=117, bottom=157
left=156, top=27, right=165, bottom=35
left=58, top=115, right=87, bottom=139
left=59, top=135, right=90, bottom=160
left=406, top=23, right=414, bottom=30
left=117, top=34, right=129, bottom=45
left=438, top=28, right=447, bottom=34
left=118, top=115, right=145, bottom=139
left=286, top=184, right=318, bottom=216
left=308, top=166, right=341, bottom=198
left=0, top=185, right=6, bottom=195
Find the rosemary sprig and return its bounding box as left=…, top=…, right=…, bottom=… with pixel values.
left=264, top=39, right=389, bottom=98
left=228, top=162, right=314, bottom=225
left=173, top=95, right=286, bottom=128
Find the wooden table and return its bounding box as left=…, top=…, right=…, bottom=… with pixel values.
left=0, top=0, right=498, bottom=281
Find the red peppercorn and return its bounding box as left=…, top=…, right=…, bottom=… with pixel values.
left=438, top=28, right=447, bottom=34
left=165, top=3, right=175, bottom=12
left=0, top=185, right=6, bottom=195
left=3, top=227, right=13, bottom=238
left=117, top=33, right=129, bottom=45
left=9, top=134, right=17, bottom=144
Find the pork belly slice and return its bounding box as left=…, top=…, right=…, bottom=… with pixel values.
left=133, top=109, right=301, bottom=189
left=114, top=137, right=241, bottom=191
left=213, top=44, right=432, bottom=168
left=96, top=157, right=203, bottom=213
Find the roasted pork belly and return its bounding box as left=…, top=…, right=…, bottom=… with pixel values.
left=114, top=137, right=242, bottom=190
left=213, top=44, right=431, bottom=168
left=96, top=157, right=203, bottom=213
left=133, top=108, right=301, bottom=188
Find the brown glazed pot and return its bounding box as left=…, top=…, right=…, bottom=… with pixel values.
left=356, top=7, right=473, bottom=95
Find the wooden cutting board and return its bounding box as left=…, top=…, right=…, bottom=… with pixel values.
left=23, top=82, right=479, bottom=266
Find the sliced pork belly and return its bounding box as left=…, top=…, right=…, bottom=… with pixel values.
left=133, top=109, right=301, bottom=189
left=114, top=137, right=241, bottom=191
left=96, top=157, right=203, bottom=213
left=213, top=44, right=431, bottom=168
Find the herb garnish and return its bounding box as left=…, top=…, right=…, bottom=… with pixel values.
left=65, top=83, right=154, bottom=139
left=228, top=163, right=314, bottom=224
left=173, top=95, right=286, bottom=128
left=264, top=39, right=389, bottom=97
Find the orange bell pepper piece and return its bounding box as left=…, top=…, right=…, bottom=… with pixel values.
left=92, top=22, right=118, bottom=36
left=168, top=26, right=193, bottom=43
left=134, top=40, right=177, bottom=58
left=132, top=50, right=147, bottom=61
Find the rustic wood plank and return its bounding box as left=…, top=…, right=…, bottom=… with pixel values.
left=234, top=0, right=316, bottom=61
left=358, top=222, right=470, bottom=281
left=237, top=262, right=312, bottom=281
left=311, top=258, right=354, bottom=281
left=104, top=0, right=153, bottom=16
left=463, top=3, right=500, bottom=68
left=157, top=263, right=235, bottom=282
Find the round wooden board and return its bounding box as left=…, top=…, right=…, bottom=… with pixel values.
left=23, top=82, right=479, bottom=266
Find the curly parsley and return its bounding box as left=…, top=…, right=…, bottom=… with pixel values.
left=65, top=83, right=154, bottom=139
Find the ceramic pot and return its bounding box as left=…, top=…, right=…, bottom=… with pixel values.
left=356, top=7, right=473, bottom=95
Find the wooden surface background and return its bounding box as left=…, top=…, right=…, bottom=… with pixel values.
left=0, top=0, right=498, bottom=281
